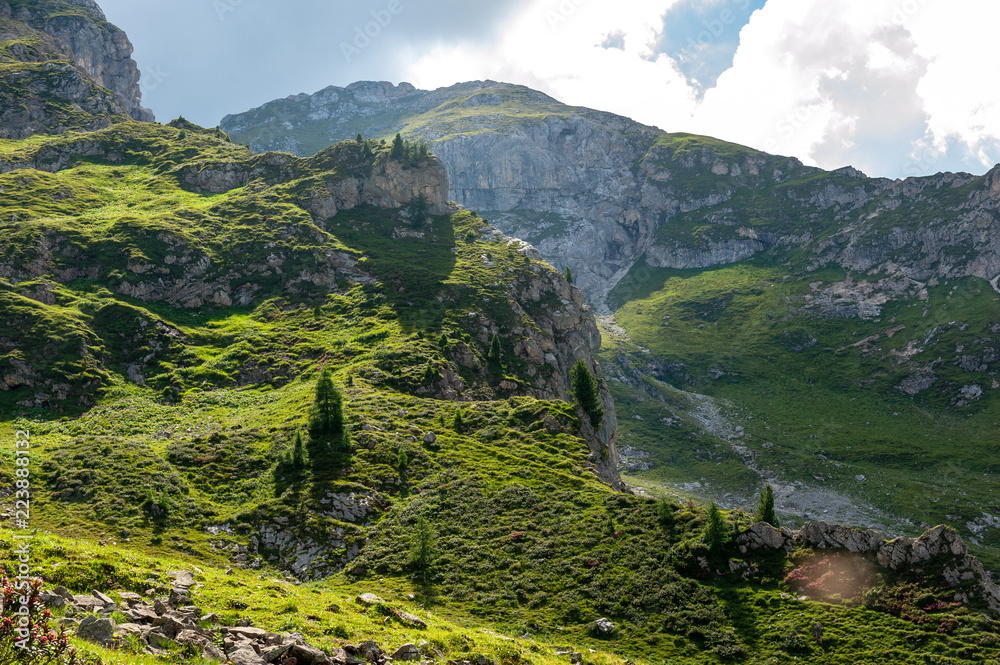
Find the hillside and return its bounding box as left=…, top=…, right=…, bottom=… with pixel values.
left=5, top=3, right=1000, bottom=664
left=223, top=79, right=1000, bottom=573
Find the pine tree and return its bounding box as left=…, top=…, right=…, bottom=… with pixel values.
left=757, top=483, right=779, bottom=527
left=309, top=368, right=343, bottom=438
left=656, top=497, right=675, bottom=530
left=564, top=265, right=574, bottom=284
left=397, top=448, right=409, bottom=470
left=408, top=192, right=429, bottom=226
left=355, top=132, right=363, bottom=143
left=292, top=430, right=305, bottom=469
left=488, top=333, right=502, bottom=363
left=704, top=502, right=730, bottom=553
left=570, top=360, right=604, bottom=428
left=390, top=132, right=405, bottom=159
left=452, top=408, right=464, bottom=432
left=409, top=516, right=437, bottom=578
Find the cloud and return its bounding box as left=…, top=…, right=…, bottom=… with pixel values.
left=404, top=0, right=1000, bottom=178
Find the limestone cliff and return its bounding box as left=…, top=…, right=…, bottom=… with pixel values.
left=222, top=81, right=1000, bottom=313
left=0, top=0, right=152, bottom=139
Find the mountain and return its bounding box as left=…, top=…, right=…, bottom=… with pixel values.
left=224, top=81, right=1000, bottom=570
left=5, top=6, right=1000, bottom=664
left=0, top=0, right=152, bottom=139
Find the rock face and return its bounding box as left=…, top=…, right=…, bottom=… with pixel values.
left=0, top=0, right=153, bottom=123
left=738, top=521, right=1000, bottom=615
left=222, top=80, right=1000, bottom=312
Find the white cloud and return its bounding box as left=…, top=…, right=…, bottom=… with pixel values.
left=403, top=0, right=1000, bottom=178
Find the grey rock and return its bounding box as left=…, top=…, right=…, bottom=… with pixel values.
left=592, top=617, right=615, bottom=634
left=289, top=642, right=331, bottom=664
left=391, top=643, right=421, bottom=661
left=355, top=593, right=383, bottom=606
left=228, top=645, right=267, bottom=665
left=76, top=615, right=115, bottom=646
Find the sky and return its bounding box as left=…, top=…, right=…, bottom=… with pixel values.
left=99, top=0, right=1000, bottom=180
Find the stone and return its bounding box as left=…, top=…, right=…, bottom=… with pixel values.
left=92, top=589, right=116, bottom=607
left=75, top=615, right=115, bottom=646
left=260, top=642, right=293, bottom=662
left=202, top=643, right=227, bottom=662
left=146, top=632, right=176, bottom=650
left=592, top=617, right=615, bottom=634
left=118, top=592, right=144, bottom=605
left=422, top=432, right=437, bottom=444
left=126, top=605, right=159, bottom=623
left=395, top=610, right=427, bottom=628
left=167, top=570, right=195, bottom=588
left=114, top=622, right=145, bottom=638
left=355, top=593, right=384, bottom=606
left=289, top=642, right=330, bottom=664
left=229, top=626, right=267, bottom=640
left=391, top=643, right=421, bottom=661
left=228, top=645, right=267, bottom=665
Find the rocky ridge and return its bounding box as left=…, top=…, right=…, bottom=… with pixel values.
left=222, top=81, right=1000, bottom=313
left=0, top=0, right=153, bottom=125
left=41, top=571, right=445, bottom=664
left=739, top=521, right=1000, bottom=614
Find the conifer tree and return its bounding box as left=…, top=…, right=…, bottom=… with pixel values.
left=410, top=516, right=437, bottom=578
left=564, top=265, right=574, bottom=284
left=657, top=497, right=675, bottom=530
left=704, top=502, right=730, bottom=553
left=391, top=132, right=405, bottom=159
left=309, top=368, right=343, bottom=439
left=355, top=132, right=364, bottom=143
left=292, top=430, right=306, bottom=468
left=488, top=333, right=502, bottom=363
left=452, top=408, right=464, bottom=432
left=757, top=483, right=779, bottom=527
left=570, top=360, right=604, bottom=428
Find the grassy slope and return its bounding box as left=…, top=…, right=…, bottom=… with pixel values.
left=1, top=124, right=999, bottom=664
left=604, top=255, right=1000, bottom=571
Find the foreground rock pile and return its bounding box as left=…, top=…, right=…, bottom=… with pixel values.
left=738, top=521, right=1000, bottom=614
left=40, top=571, right=447, bottom=664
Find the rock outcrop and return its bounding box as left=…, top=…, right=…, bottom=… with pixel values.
left=0, top=0, right=153, bottom=123
left=222, top=80, right=1000, bottom=312
left=49, top=573, right=426, bottom=664
left=738, top=521, right=1000, bottom=615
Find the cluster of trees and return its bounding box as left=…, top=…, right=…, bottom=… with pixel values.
left=652, top=483, right=779, bottom=555
left=389, top=132, right=431, bottom=165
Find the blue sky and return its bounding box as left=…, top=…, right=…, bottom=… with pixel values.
left=99, top=0, right=1000, bottom=180
left=655, top=0, right=768, bottom=91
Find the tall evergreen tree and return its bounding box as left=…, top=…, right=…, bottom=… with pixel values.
left=309, top=368, right=343, bottom=438
left=355, top=132, right=364, bottom=143
left=564, top=265, right=574, bottom=284
left=756, top=483, right=779, bottom=527
left=704, top=502, right=730, bottom=553
left=292, top=430, right=306, bottom=468
left=390, top=132, right=405, bottom=159
left=656, top=497, right=675, bottom=530
left=452, top=408, right=464, bottom=432
left=570, top=360, right=604, bottom=428
left=408, top=192, right=429, bottom=226
left=488, top=333, right=502, bottom=363
left=409, top=516, right=437, bottom=578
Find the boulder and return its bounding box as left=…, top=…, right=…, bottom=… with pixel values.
left=391, top=643, right=421, bottom=661
left=355, top=593, right=383, bottom=606
left=228, top=645, right=267, bottom=665
left=289, top=642, right=330, bottom=664
left=592, top=617, right=615, bottom=634
left=76, top=615, right=115, bottom=646
left=395, top=610, right=427, bottom=628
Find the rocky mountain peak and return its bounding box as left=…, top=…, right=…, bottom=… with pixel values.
left=0, top=0, right=153, bottom=127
